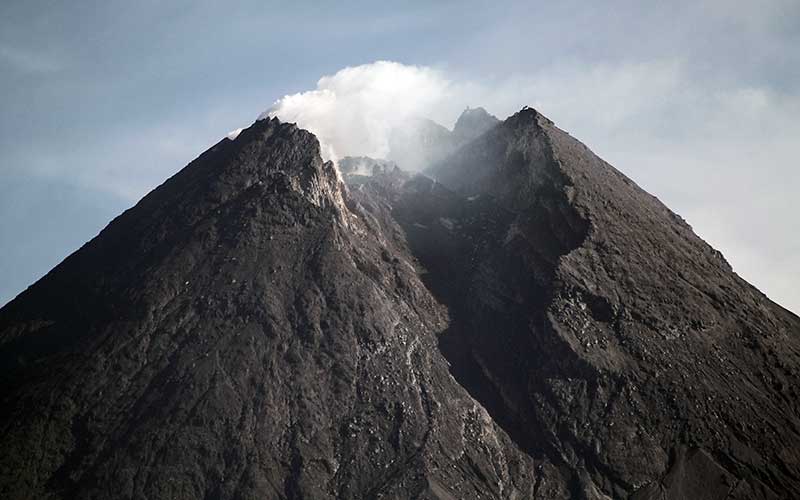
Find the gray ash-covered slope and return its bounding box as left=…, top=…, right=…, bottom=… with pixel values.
left=383, top=107, right=800, bottom=499
left=0, top=106, right=799, bottom=500
left=0, top=118, right=537, bottom=499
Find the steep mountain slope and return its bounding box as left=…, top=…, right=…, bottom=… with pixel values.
left=397, top=108, right=800, bottom=498
left=0, top=118, right=539, bottom=499
left=1, top=107, right=799, bottom=500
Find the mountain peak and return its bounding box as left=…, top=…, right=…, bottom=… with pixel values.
left=219, top=117, right=346, bottom=214
left=2, top=105, right=799, bottom=500
left=452, top=106, right=500, bottom=141
left=502, top=105, right=553, bottom=129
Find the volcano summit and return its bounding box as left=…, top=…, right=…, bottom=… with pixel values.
left=1, top=107, right=798, bottom=500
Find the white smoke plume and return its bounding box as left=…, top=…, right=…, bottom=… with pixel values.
left=259, top=61, right=467, bottom=165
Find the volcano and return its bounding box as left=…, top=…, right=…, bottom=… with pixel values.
left=1, top=107, right=798, bottom=499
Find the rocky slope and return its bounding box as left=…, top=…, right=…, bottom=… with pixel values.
left=0, top=117, right=539, bottom=500
left=400, top=108, right=800, bottom=498
left=1, top=108, right=799, bottom=499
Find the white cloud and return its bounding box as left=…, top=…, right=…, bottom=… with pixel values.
left=257, top=59, right=686, bottom=166
left=261, top=61, right=464, bottom=163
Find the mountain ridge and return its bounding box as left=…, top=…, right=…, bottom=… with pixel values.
left=1, top=107, right=798, bottom=499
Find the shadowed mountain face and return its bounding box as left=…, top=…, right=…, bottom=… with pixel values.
left=1, top=108, right=799, bottom=500
left=394, top=109, right=800, bottom=498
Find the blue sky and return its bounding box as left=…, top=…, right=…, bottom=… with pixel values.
left=1, top=0, right=798, bottom=312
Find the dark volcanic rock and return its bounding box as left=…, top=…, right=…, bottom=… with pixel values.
left=0, top=118, right=537, bottom=499
left=395, top=107, right=800, bottom=498
left=1, top=107, right=799, bottom=500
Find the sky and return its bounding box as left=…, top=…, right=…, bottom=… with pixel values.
left=0, top=0, right=798, bottom=313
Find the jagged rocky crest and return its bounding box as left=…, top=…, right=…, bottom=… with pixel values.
left=1, top=108, right=799, bottom=500
left=384, top=107, right=500, bottom=172
left=451, top=106, right=501, bottom=143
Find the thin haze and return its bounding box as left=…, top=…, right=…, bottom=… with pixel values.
left=0, top=1, right=798, bottom=313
